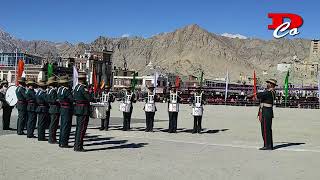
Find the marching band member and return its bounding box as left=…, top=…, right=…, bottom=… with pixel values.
left=190, top=88, right=205, bottom=134
left=100, top=85, right=115, bottom=131
left=35, top=80, right=48, bottom=141
left=120, top=87, right=136, bottom=131
left=47, top=76, right=60, bottom=144
left=73, top=74, right=93, bottom=152
left=0, top=79, right=13, bottom=130
left=57, top=76, right=73, bottom=148
left=144, top=86, right=157, bottom=132
left=16, top=77, right=28, bottom=135
left=25, top=79, right=37, bottom=138
left=167, top=86, right=181, bottom=133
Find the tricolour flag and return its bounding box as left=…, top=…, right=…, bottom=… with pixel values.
left=284, top=71, right=289, bottom=107
left=72, top=65, right=78, bottom=90
left=225, top=70, right=229, bottom=102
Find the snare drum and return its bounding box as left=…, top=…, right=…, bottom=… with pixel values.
left=90, top=103, right=107, bottom=119
left=168, top=103, right=179, bottom=112
left=144, top=103, right=155, bottom=112
left=192, top=106, right=203, bottom=116
left=120, top=103, right=131, bottom=113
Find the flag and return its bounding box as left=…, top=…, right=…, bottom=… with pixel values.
left=47, top=63, right=53, bottom=78
left=199, top=71, right=204, bottom=88
left=16, top=59, right=24, bottom=85
left=175, top=76, right=180, bottom=88
left=284, top=71, right=289, bottom=106
left=225, top=70, right=229, bottom=102
left=100, top=79, right=105, bottom=89
left=72, top=65, right=78, bottom=90
left=318, top=72, right=320, bottom=104
left=131, top=71, right=138, bottom=91
left=253, top=70, right=257, bottom=100
left=154, top=71, right=159, bottom=87
left=92, top=67, right=98, bottom=94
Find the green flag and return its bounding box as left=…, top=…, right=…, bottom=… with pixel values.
left=284, top=71, right=289, bottom=106
left=47, top=63, right=53, bottom=78
left=131, top=71, right=138, bottom=91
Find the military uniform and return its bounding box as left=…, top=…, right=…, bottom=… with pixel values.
left=47, top=77, right=60, bottom=144
left=35, top=81, right=48, bottom=141
left=57, top=78, right=73, bottom=148
left=190, top=91, right=205, bottom=133
left=256, top=79, right=277, bottom=150
left=0, top=80, right=13, bottom=130
left=73, top=81, right=93, bottom=152
left=122, top=90, right=136, bottom=131
left=16, top=78, right=28, bottom=135
left=144, top=88, right=157, bottom=132
left=167, top=88, right=181, bottom=133
left=100, top=89, right=115, bottom=131
left=26, top=80, right=37, bottom=138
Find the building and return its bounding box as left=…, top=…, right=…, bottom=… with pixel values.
left=0, top=52, right=42, bottom=67
left=310, top=40, right=320, bottom=61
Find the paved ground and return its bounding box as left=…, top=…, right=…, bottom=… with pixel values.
left=0, top=102, right=319, bottom=180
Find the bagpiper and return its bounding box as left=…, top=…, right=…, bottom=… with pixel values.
left=120, top=87, right=136, bottom=131
left=25, top=79, right=37, bottom=138
left=248, top=79, right=277, bottom=150
left=35, top=80, right=48, bottom=141
left=144, top=86, right=157, bottom=132
left=190, top=88, right=205, bottom=134
left=16, top=77, right=28, bottom=135
left=73, top=74, right=93, bottom=152
left=47, top=76, right=60, bottom=144
left=99, top=85, right=115, bottom=131
left=57, top=76, right=73, bottom=148
left=167, top=86, right=181, bottom=133
left=0, top=79, right=13, bottom=130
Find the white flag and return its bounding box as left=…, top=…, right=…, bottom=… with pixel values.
left=21, top=71, right=26, bottom=78
left=225, top=71, right=229, bottom=102
left=73, top=65, right=78, bottom=90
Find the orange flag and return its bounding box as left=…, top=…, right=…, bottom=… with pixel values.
left=92, top=68, right=98, bottom=94
left=16, top=59, right=24, bottom=85
left=253, top=70, right=257, bottom=100
left=175, top=76, right=180, bottom=89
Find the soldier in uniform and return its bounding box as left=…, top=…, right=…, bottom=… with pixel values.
left=121, top=87, right=136, bottom=131
left=100, top=85, right=115, bottom=131
left=167, top=86, right=181, bottom=133
left=57, top=76, right=73, bottom=148
left=25, top=79, right=37, bottom=138
left=16, top=77, right=28, bottom=135
left=47, top=77, right=60, bottom=144
left=36, top=80, right=48, bottom=141
left=0, top=80, right=13, bottom=130
left=73, top=74, right=93, bottom=152
left=144, top=86, right=157, bottom=132
left=190, top=88, right=205, bottom=134
left=248, top=79, right=277, bottom=150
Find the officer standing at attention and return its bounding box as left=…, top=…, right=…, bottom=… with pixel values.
left=100, top=85, right=115, bottom=131
left=121, top=87, right=136, bottom=131
left=190, top=88, right=205, bottom=134
left=144, top=86, right=157, bottom=132
left=73, top=74, right=93, bottom=152
left=57, top=76, right=73, bottom=148
left=47, top=77, right=60, bottom=144
left=248, top=79, right=277, bottom=150
left=26, top=79, right=37, bottom=138
left=167, top=86, right=181, bottom=133
left=16, top=77, right=28, bottom=135
left=0, top=80, right=13, bottom=130
left=35, top=80, right=49, bottom=141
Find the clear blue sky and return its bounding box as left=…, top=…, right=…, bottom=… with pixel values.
left=0, top=0, right=318, bottom=43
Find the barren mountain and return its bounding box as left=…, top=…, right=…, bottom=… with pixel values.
left=0, top=24, right=312, bottom=84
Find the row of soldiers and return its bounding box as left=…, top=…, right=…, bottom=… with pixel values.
left=16, top=74, right=92, bottom=152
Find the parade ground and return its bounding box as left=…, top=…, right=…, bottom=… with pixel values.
left=0, top=102, right=319, bottom=180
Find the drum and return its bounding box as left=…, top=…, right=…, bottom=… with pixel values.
left=145, top=103, right=155, bottom=112
left=168, top=103, right=179, bottom=112
left=192, top=106, right=203, bottom=116
left=119, top=103, right=131, bottom=113
left=90, top=103, right=107, bottom=119
left=5, top=86, right=18, bottom=107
